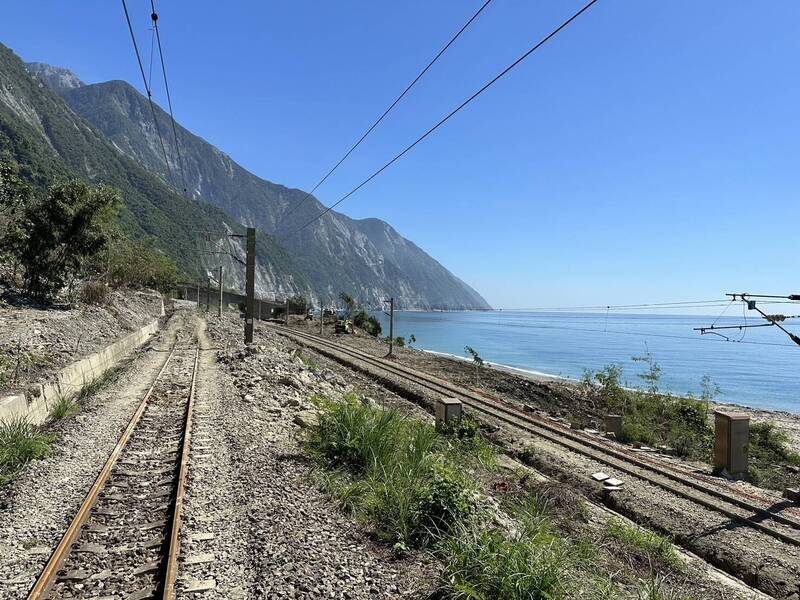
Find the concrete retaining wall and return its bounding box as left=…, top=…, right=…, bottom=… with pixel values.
left=0, top=319, right=159, bottom=425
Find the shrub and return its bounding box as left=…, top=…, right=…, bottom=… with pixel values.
left=353, top=310, right=382, bottom=337
left=748, top=422, right=800, bottom=490
left=79, top=280, right=109, bottom=305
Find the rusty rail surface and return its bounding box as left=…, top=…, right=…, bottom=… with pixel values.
left=275, top=325, right=800, bottom=548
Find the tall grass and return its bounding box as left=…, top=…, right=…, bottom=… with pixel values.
left=0, top=416, right=54, bottom=484
left=306, top=398, right=478, bottom=547
left=435, top=518, right=569, bottom=600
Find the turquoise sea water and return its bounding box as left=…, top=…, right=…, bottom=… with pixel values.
left=370, top=311, right=800, bottom=414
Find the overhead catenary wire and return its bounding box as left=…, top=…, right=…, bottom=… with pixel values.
left=283, top=0, right=495, bottom=221
left=281, top=0, right=600, bottom=241
left=121, top=0, right=176, bottom=190
left=150, top=0, right=189, bottom=196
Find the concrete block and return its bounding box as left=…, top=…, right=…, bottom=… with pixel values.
left=603, top=414, right=623, bottom=438
left=435, top=398, right=463, bottom=431
left=0, top=319, right=158, bottom=425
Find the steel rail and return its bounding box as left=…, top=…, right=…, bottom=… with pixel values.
left=162, top=345, right=200, bottom=598
left=275, top=326, right=800, bottom=547
left=27, top=343, right=179, bottom=600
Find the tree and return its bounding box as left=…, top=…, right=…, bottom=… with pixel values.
left=0, top=163, right=31, bottom=244
left=339, top=291, right=358, bottom=319
left=99, top=236, right=177, bottom=293
left=4, top=178, right=120, bottom=300
left=287, top=294, right=311, bottom=315
left=464, top=346, right=484, bottom=386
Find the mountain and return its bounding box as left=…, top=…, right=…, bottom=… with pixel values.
left=0, top=44, right=310, bottom=298
left=36, top=67, right=490, bottom=310
left=26, top=62, right=84, bottom=92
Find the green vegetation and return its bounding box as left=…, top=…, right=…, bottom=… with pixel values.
left=584, top=357, right=799, bottom=491
left=748, top=422, right=800, bottom=490
left=1, top=160, right=179, bottom=300
left=606, top=519, right=683, bottom=572
left=436, top=519, right=568, bottom=600
left=1, top=173, right=119, bottom=300
left=307, top=393, right=699, bottom=599
left=287, top=294, right=311, bottom=315
left=584, top=361, right=713, bottom=459
left=306, top=394, right=480, bottom=548
left=464, top=345, right=484, bottom=386
left=353, top=309, right=382, bottom=337
left=99, top=236, right=178, bottom=293
left=48, top=395, right=81, bottom=421
left=0, top=416, right=54, bottom=485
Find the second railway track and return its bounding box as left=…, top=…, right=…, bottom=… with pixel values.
left=274, top=325, right=800, bottom=549
left=27, top=328, right=199, bottom=600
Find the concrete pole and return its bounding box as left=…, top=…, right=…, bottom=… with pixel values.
left=285, top=298, right=290, bottom=326
left=196, top=281, right=201, bottom=309
left=244, top=227, right=256, bottom=343
left=320, top=302, right=324, bottom=336
left=206, top=277, right=211, bottom=311
left=218, top=266, right=223, bottom=318
left=388, top=297, right=394, bottom=357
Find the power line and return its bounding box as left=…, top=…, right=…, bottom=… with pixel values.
left=281, top=0, right=600, bottom=240
left=282, top=0, right=495, bottom=222
left=150, top=0, right=189, bottom=196
left=489, top=320, right=796, bottom=348
left=121, top=0, right=176, bottom=190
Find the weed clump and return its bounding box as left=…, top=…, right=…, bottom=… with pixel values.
left=606, top=519, right=683, bottom=572
left=0, top=416, right=54, bottom=484
left=48, top=395, right=81, bottom=421
left=306, top=397, right=480, bottom=547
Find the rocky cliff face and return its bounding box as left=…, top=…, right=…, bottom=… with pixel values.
left=41, top=71, right=490, bottom=310
left=0, top=43, right=309, bottom=299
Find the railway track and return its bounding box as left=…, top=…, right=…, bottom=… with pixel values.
left=27, top=331, right=199, bottom=600
left=275, top=325, right=800, bottom=549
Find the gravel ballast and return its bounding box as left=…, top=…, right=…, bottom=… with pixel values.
left=175, top=315, right=428, bottom=599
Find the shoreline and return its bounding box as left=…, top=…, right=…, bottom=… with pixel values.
left=417, top=346, right=800, bottom=449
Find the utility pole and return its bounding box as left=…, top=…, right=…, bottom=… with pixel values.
left=285, top=298, right=290, bottom=326
left=196, top=280, right=200, bottom=309
left=206, top=276, right=211, bottom=311
left=320, top=302, right=324, bottom=336
left=384, top=297, right=395, bottom=357
left=217, top=266, right=223, bottom=318
left=244, top=227, right=256, bottom=344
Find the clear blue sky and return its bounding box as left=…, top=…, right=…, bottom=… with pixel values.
left=2, top=1, right=798, bottom=309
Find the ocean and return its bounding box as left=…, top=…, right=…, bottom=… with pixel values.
left=369, top=310, right=800, bottom=414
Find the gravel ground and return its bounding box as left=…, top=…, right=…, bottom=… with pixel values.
left=0, top=310, right=187, bottom=598
left=0, top=288, right=163, bottom=395
left=176, top=315, right=430, bottom=599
